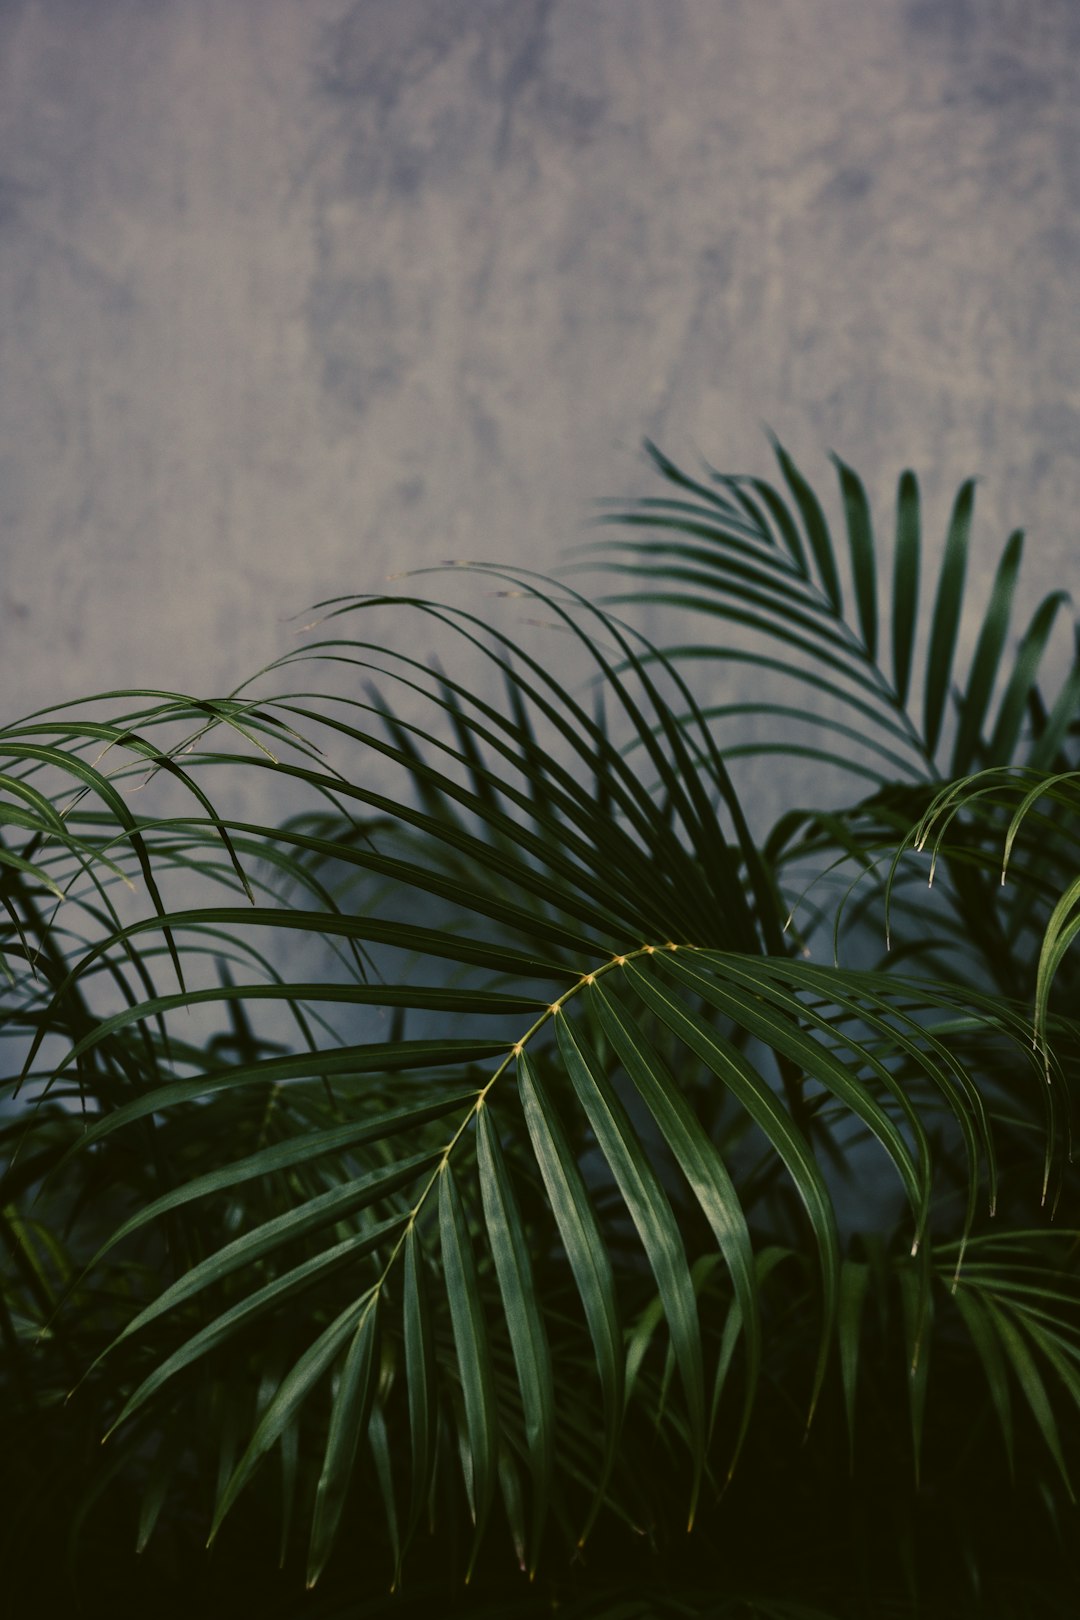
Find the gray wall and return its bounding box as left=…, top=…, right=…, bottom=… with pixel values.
left=2, top=0, right=1078, bottom=746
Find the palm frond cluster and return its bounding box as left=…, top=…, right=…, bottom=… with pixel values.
left=2, top=441, right=1079, bottom=1618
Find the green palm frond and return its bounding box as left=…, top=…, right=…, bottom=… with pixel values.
left=3, top=443, right=1079, bottom=1616
left=586, top=437, right=1077, bottom=786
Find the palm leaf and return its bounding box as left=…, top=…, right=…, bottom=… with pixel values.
left=4, top=442, right=1079, bottom=1612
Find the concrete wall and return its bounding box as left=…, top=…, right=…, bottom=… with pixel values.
left=2, top=0, right=1078, bottom=755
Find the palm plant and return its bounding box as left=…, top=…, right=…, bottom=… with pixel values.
left=2, top=438, right=1079, bottom=1618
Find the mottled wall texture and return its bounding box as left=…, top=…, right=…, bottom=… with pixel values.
left=2, top=0, right=1078, bottom=738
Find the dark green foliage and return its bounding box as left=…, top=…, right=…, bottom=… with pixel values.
left=2, top=438, right=1079, bottom=1617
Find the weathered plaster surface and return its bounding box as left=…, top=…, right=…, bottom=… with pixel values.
left=1, top=1, right=1077, bottom=773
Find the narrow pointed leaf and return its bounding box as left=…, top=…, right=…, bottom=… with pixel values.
left=832, top=454, right=877, bottom=657
left=837, top=1259, right=869, bottom=1468
left=658, top=951, right=926, bottom=1240
left=1034, top=874, right=1080, bottom=1051
left=135, top=1424, right=188, bottom=1554
left=892, top=471, right=921, bottom=708
left=61, top=1039, right=504, bottom=1148
left=209, top=1293, right=374, bottom=1543
left=497, top=1444, right=528, bottom=1574
left=924, top=479, right=975, bottom=757
left=897, top=1259, right=933, bottom=1484
left=642, top=437, right=737, bottom=513
left=477, top=1102, right=555, bottom=1572
left=102, top=1156, right=435, bottom=1357
left=590, top=979, right=760, bottom=1453
left=773, top=439, right=842, bottom=613
left=748, top=477, right=810, bottom=575
left=1028, top=651, right=1080, bottom=773
left=307, top=1294, right=381, bottom=1586
left=105, top=1218, right=405, bottom=1432
left=516, top=1048, right=623, bottom=1542
left=623, top=953, right=840, bottom=1422
left=952, top=530, right=1024, bottom=774
left=368, top=1402, right=401, bottom=1579
left=439, top=1160, right=498, bottom=1574
left=953, top=1285, right=1014, bottom=1475
left=401, top=1224, right=438, bottom=1561
left=710, top=1246, right=791, bottom=1453
left=987, top=1301, right=1073, bottom=1496
left=988, top=592, right=1070, bottom=763
left=91, top=1092, right=475, bottom=1262
left=555, top=1009, right=706, bottom=1524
